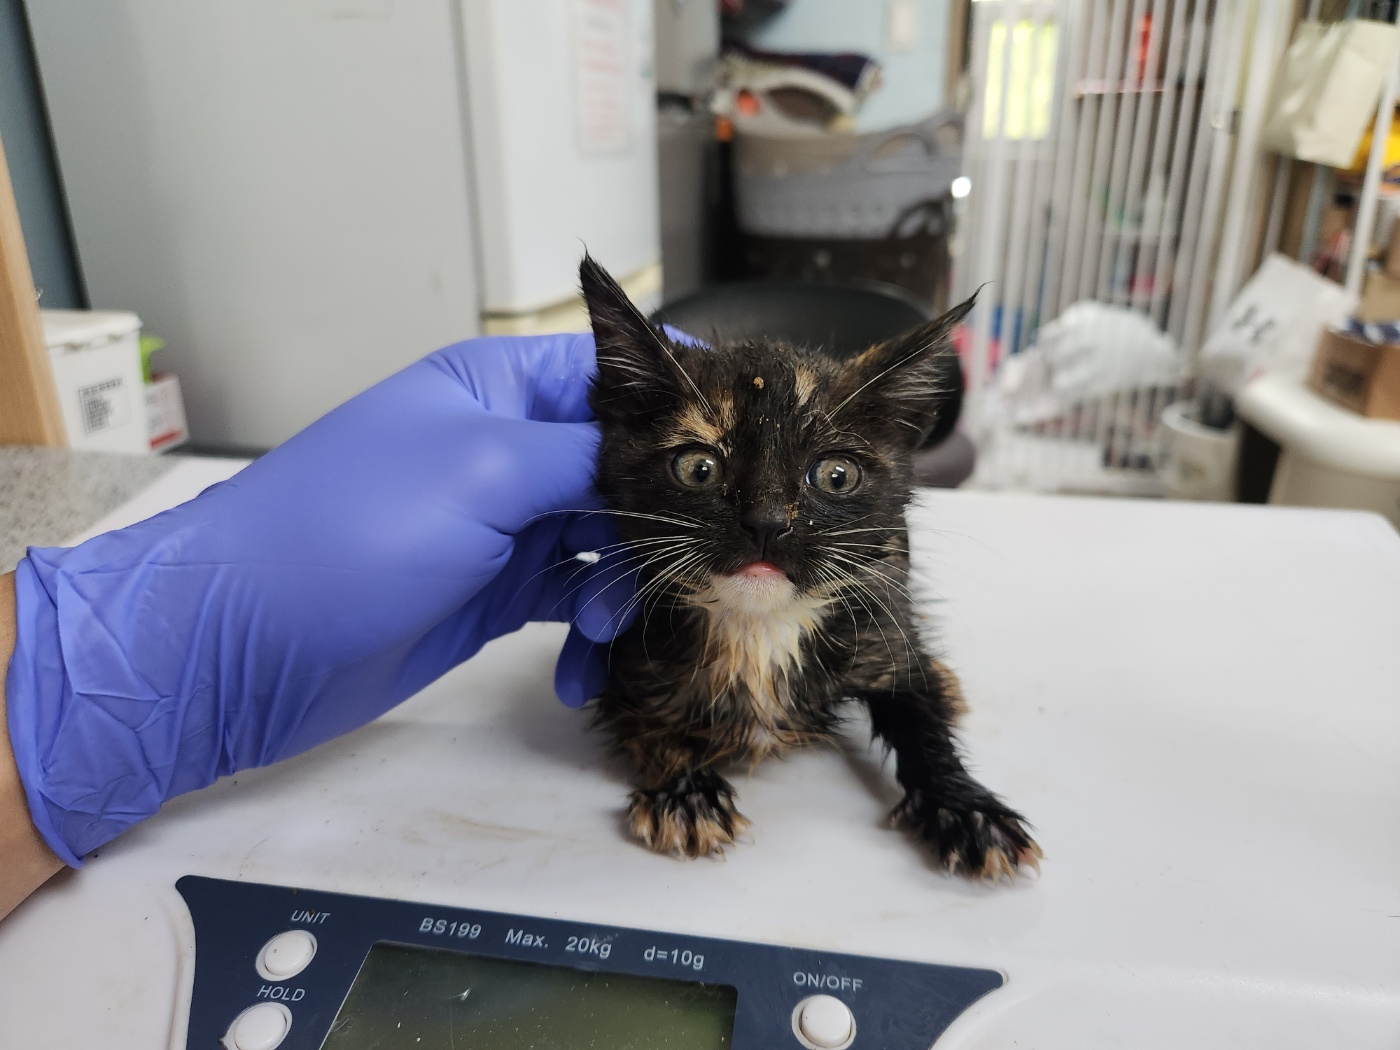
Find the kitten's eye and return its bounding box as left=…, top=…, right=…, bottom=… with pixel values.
left=807, top=456, right=862, bottom=495
left=671, top=448, right=723, bottom=489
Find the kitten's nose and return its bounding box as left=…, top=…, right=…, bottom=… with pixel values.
left=740, top=506, right=793, bottom=558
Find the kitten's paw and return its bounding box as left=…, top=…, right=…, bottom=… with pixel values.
left=890, top=791, right=1042, bottom=881
left=627, top=773, right=751, bottom=859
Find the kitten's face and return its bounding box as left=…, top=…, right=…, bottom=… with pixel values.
left=580, top=257, right=971, bottom=606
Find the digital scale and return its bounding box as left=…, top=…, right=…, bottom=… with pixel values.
left=2, top=462, right=1399, bottom=1049
left=179, top=875, right=999, bottom=1049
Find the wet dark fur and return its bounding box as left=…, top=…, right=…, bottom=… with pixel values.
left=580, top=256, right=1040, bottom=880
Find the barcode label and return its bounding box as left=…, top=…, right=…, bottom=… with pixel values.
left=77, top=377, right=131, bottom=435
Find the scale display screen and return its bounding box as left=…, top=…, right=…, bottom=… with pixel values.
left=319, top=942, right=739, bottom=1049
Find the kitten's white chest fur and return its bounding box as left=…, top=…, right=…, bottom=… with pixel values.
left=690, top=571, right=830, bottom=748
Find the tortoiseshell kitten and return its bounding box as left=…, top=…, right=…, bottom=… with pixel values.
left=580, top=256, right=1040, bottom=880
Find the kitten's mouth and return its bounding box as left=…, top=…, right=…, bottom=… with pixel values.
left=705, top=559, right=798, bottom=612
left=729, top=560, right=787, bottom=582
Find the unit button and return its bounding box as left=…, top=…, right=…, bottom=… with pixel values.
left=256, top=930, right=317, bottom=980
left=225, top=1002, right=292, bottom=1050
left=793, top=995, right=856, bottom=1049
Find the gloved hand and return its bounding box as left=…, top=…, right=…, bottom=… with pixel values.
left=6, top=333, right=636, bottom=867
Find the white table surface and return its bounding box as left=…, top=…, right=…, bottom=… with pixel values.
left=2, top=460, right=1398, bottom=1049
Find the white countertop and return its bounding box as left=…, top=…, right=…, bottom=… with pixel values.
left=2, top=462, right=1398, bottom=1048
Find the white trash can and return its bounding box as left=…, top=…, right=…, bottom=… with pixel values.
left=1153, top=401, right=1240, bottom=502
left=42, top=310, right=151, bottom=455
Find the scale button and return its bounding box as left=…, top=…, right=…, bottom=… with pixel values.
left=227, top=1002, right=292, bottom=1050
left=257, top=930, right=317, bottom=980
left=796, top=995, right=855, bottom=1049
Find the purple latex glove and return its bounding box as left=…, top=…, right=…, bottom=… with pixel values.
left=6, top=333, right=636, bottom=867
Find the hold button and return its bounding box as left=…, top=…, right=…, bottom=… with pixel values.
left=224, top=1002, right=291, bottom=1050
left=793, top=994, right=855, bottom=1049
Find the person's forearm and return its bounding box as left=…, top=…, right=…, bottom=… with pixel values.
left=0, top=571, right=63, bottom=921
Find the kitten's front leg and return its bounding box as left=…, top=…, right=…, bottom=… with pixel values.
left=862, top=673, right=1041, bottom=880
left=622, top=738, right=750, bottom=859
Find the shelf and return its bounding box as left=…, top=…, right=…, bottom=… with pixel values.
left=1074, top=79, right=1203, bottom=98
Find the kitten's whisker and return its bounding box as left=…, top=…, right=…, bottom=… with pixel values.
left=823, top=568, right=924, bottom=691
left=518, top=540, right=684, bottom=617
left=820, top=551, right=924, bottom=686
left=510, top=528, right=701, bottom=608
left=815, top=515, right=897, bottom=539
left=585, top=539, right=705, bottom=587
left=635, top=550, right=710, bottom=645
left=554, top=534, right=701, bottom=587
left=595, top=564, right=683, bottom=644
left=561, top=540, right=705, bottom=623
left=521, top=508, right=707, bottom=530
left=824, top=520, right=982, bottom=545
left=823, top=552, right=921, bottom=625
left=599, top=548, right=712, bottom=638
left=635, top=548, right=706, bottom=601
left=811, top=549, right=904, bottom=600
left=828, top=339, right=952, bottom=420
left=615, top=553, right=711, bottom=662
left=579, top=534, right=703, bottom=555
left=593, top=509, right=707, bottom=529
left=834, top=568, right=921, bottom=615
left=812, top=407, right=865, bottom=444
left=642, top=325, right=714, bottom=414
left=829, top=572, right=902, bottom=683
left=551, top=535, right=705, bottom=599
left=813, top=512, right=875, bottom=536
left=591, top=536, right=706, bottom=563
left=824, top=548, right=921, bottom=605
left=829, top=541, right=902, bottom=555
left=806, top=562, right=865, bottom=672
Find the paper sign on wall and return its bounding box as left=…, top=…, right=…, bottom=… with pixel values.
left=572, top=0, right=631, bottom=154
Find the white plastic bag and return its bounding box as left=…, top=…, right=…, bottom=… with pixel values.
left=1261, top=19, right=1400, bottom=167
left=995, top=301, right=1183, bottom=426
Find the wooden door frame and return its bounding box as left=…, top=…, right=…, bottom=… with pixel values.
left=0, top=133, right=64, bottom=446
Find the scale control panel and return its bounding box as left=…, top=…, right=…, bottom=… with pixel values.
left=178, top=876, right=1003, bottom=1049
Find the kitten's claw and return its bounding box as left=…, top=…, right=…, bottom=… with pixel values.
left=890, top=791, right=1042, bottom=881
left=627, top=773, right=750, bottom=858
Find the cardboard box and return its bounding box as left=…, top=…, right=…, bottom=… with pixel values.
left=1308, top=326, right=1400, bottom=420
left=42, top=310, right=152, bottom=454
left=1359, top=269, right=1400, bottom=322
left=1386, top=207, right=1400, bottom=279
left=145, top=372, right=189, bottom=453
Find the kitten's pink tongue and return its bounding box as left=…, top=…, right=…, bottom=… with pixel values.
left=732, top=561, right=786, bottom=581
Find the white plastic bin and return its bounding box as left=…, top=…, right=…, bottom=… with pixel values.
left=42, top=310, right=151, bottom=455
left=1153, top=401, right=1240, bottom=502
left=733, top=113, right=962, bottom=239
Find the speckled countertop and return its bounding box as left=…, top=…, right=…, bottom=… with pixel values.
left=0, top=446, right=183, bottom=572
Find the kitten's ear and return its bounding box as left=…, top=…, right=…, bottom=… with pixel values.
left=581, top=253, right=687, bottom=420
left=830, top=293, right=976, bottom=449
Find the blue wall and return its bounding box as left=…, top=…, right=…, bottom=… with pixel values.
left=743, top=0, right=948, bottom=133
left=1, top=0, right=85, bottom=308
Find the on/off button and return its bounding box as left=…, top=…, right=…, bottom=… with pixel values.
left=256, top=930, right=318, bottom=981
left=793, top=994, right=856, bottom=1049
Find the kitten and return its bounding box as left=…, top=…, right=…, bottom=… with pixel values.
left=580, top=256, right=1040, bottom=880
